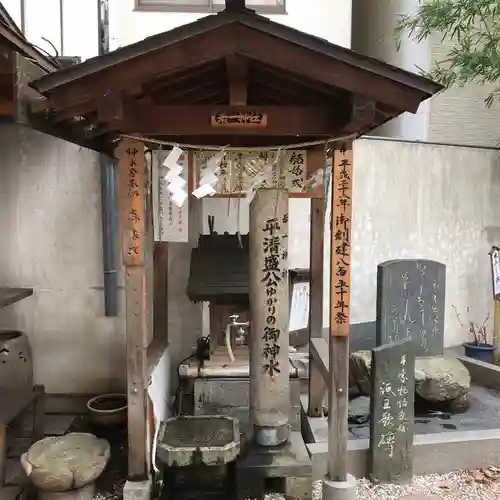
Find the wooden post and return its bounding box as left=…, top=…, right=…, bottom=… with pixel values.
left=328, top=149, right=353, bottom=482
left=494, top=301, right=500, bottom=349
left=117, top=138, right=150, bottom=481
left=308, top=197, right=325, bottom=417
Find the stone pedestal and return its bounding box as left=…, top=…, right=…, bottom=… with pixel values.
left=38, top=483, right=95, bottom=500
left=249, top=188, right=290, bottom=447
left=20, top=433, right=110, bottom=500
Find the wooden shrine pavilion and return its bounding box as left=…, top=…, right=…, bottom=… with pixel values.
left=3, top=0, right=442, bottom=488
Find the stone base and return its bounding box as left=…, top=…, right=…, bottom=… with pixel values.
left=236, top=431, right=312, bottom=500
left=38, top=482, right=95, bottom=500
left=123, top=479, right=152, bottom=500
left=322, top=475, right=357, bottom=500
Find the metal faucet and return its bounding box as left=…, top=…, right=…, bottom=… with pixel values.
left=228, top=314, right=250, bottom=345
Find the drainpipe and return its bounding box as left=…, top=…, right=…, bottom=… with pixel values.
left=98, top=0, right=118, bottom=316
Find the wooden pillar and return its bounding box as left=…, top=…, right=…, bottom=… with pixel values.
left=308, top=197, right=325, bottom=417
left=249, top=188, right=290, bottom=447
left=328, top=149, right=353, bottom=482
left=117, top=138, right=150, bottom=481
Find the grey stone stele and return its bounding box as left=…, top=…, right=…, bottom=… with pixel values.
left=20, top=432, right=110, bottom=493
left=249, top=188, right=290, bottom=446
left=157, top=415, right=240, bottom=467
left=376, top=259, right=446, bottom=357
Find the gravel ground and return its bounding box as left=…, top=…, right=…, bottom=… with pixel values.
left=262, top=468, right=500, bottom=500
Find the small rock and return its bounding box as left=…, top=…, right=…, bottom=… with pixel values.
left=349, top=351, right=471, bottom=404
left=415, top=356, right=470, bottom=402
left=349, top=351, right=372, bottom=395
left=20, top=432, right=110, bottom=492
left=348, top=396, right=370, bottom=424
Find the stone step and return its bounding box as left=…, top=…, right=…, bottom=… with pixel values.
left=0, top=486, right=22, bottom=500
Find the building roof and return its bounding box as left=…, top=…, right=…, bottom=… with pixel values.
left=26, top=5, right=443, bottom=151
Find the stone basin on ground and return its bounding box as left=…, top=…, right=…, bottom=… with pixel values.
left=156, top=415, right=240, bottom=467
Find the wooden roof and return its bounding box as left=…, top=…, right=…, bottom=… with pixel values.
left=27, top=5, right=443, bottom=151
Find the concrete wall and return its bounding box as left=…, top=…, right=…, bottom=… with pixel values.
left=203, top=138, right=500, bottom=348
left=350, top=137, right=500, bottom=347
left=0, top=124, right=125, bottom=393
left=1, top=130, right=497, bottom=394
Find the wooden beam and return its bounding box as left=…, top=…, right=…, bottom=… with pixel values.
left=0, top=100, right=12, bottom=116
left=36, top=27, right=240, bottom=111
left=116, top=138, right=150, bottom=480
left=236, top=25, right=426, bottom=112
left=308, top=195, right=326, bottom=417
left=310, top=337, right=329, bottom=385
left=95, top=102, right=347, bottom=137
left=225, top=55, right=248, bottom=106
left=328, top=149, right=353, bottom=483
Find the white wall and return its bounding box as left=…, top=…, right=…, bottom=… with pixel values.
left=1, top=0, right=99, bottom=59
left=110, top=0, right=352, bottom=49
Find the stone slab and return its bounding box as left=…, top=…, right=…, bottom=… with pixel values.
left=306, top=428, right=500, bottom=480
left=369, top=340, right=415, bottom=484
left=0, top=486, right=22, bottom=500
left=194, top=377, right=301, bottom=408
left=458, top=356, right=500, bottom=390
left=376, top=259, right=445, bottom=356
left=38, top=483, right=95, bottom=500
left=237, top=431, right=312, bottom=500
left=237, top=431, right=311, bottom=479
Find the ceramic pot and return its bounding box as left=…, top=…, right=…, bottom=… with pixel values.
left=463, top=341, right=497, bottom=364
left=0, top=330, right=33, bottom=390
left=87, top=393, right=127, bottom=427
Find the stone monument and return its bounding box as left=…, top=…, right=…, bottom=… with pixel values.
left=369, top=340, right=415, bottom=484
left=376, top=259, right=446, bottom=356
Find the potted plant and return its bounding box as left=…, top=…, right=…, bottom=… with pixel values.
left=453, top=305, right=496, bottom=363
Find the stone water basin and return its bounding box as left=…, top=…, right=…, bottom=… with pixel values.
left=157, top=415, right=240, bottom=467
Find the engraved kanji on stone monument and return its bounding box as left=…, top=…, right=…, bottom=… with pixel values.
left=376, top=259, right=445, bottom=356
left=369, top=339, right=415, bottom=484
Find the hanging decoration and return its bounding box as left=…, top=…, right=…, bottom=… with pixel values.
left=141, top=132, right=358, bottom=244
left=152, top=149, right=189, bottom=243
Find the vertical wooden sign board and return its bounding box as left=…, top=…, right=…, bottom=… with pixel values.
left=327, top=149, right=353, bottom=481
left=369, top=339, right=415, bottom=484
left=330, top=149, right=353, bottom=336
left=489, top=247, right=500, bottom=347
left=116, top=138, right=149, bottom=480
left=117, top=139, right=146, bottom=266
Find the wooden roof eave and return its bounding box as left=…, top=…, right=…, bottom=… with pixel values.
left=28, top=9, right=443, bottom=117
